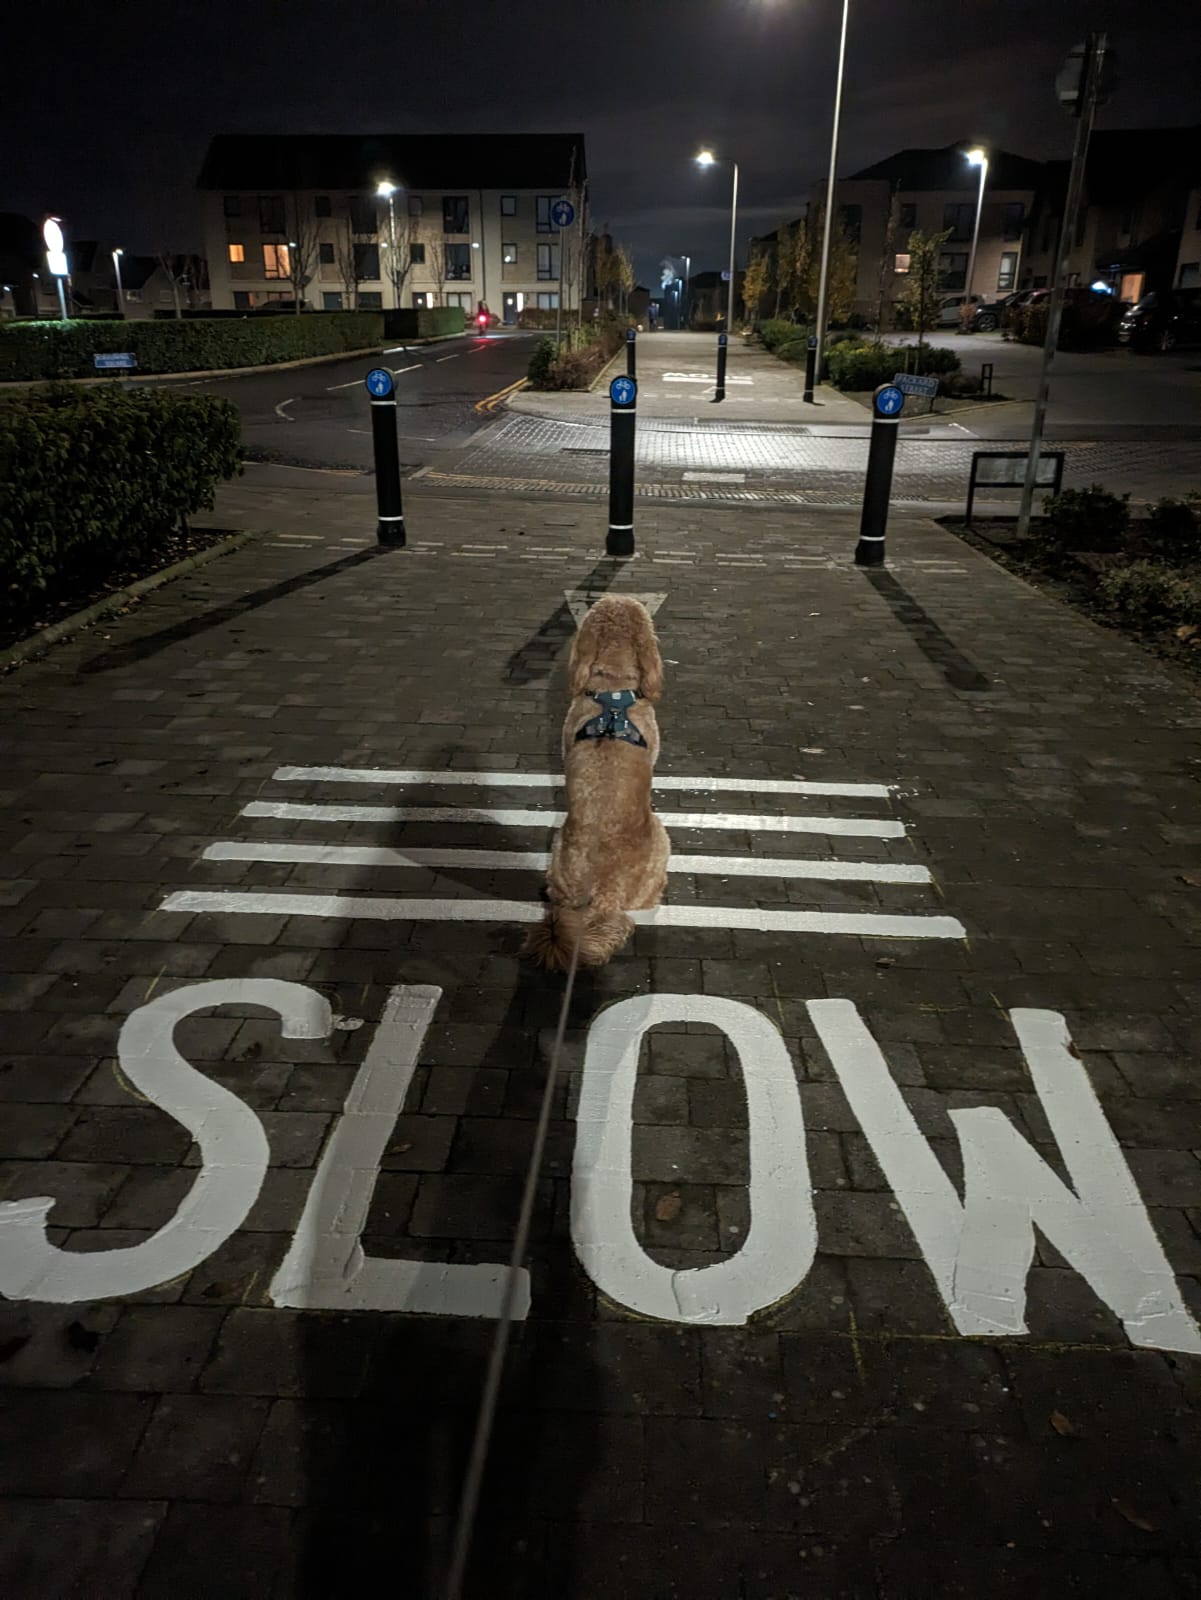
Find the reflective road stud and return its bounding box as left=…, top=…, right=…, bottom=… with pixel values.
left=366, top=366, right=406, bottom=547
left=607, top=374, right=637, bottom=557
left=855, top=382, right=904, bottom=566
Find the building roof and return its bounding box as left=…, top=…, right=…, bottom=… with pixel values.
left=848, top=143, right=1045, bottom=192
left=198, top=133, right=587, bottom=192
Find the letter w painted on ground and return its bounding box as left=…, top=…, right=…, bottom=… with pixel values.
left=808, top=1001, right=1201, bottom=1354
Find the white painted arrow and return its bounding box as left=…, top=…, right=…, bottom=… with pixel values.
left=564, top=591, right=667, bottom=626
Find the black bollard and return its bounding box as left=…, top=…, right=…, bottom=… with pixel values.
left=855, top=383, right=905, bottom=567
left=803, top=334, right=817, bottom=404
left=365, top=366, right=405, bottom=547
left=607, top=374, right=637, bottom=557
left=714, top=332, right=728, bottom=403
left=626, top=326, right=637, bottom=379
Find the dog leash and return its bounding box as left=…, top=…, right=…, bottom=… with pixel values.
left=444, top=899, right=588, bottom=1600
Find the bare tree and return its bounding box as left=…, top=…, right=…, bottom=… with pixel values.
left=335, top=214, right=362, bottom=309
left=382, top=208, right=419, bottom=309
left=875, top=184, right=902, bottom=332
left=422, top=229, right=446, bottom=307
left=286, top=193, right=320, bottom=314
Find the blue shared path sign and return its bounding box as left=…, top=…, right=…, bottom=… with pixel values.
left=875, top=384, right=904, bottom=418
left=610, top=375, right=637, bottom=407
left=550, top=199, right=575, bottom=229
left=365, top=368, right=394, bottom=398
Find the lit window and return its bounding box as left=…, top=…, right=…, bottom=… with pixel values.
left=997, top=251, right=1018, bottom=291
left=501, top=195, right=517, bottom=216
left=502, top=242, right=517, bottom=264
left=893, top=253, right=911, bottom=274
left=228, top=243, right=245, bottom=263
left=263, top=243, right=291, bottom=278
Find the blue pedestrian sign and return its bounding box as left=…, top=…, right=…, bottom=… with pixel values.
left=610, top=375, right=637, bottom=407
left=717, top=333, right=728, bottom=347
left=874, top=384, right=905, bottom=418
left=365, top=368, right=394, bottom=398
left=550, top=199, right=575, bottom=229
left=626, top=327, right=636, bottom=342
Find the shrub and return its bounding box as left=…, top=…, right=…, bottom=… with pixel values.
left=0, top=385, right=241, bottom=633
left=526, top=317, right=627, bottom=390
left=0, top=312, right=385, bottom=381
left=527, top=337, right=557, bottom=388
left=1097, top=561, right=1201, bottom=627
left=1142, top=497, right=1201, bottom=567
left=1042, top=484, right=1130, bottom=553
left=823, top=340, right=961, bottom=392
left=517, top=307, right=560, bottom=330
left=940, top=372, right=981, bottom=398
left=758, top=318, right=805, bottom=352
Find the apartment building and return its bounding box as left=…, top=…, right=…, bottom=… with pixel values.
left=197, top=133, right=586, bottom=320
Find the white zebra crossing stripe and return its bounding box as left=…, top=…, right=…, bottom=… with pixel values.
left=271, top=765, right=890, bottom=799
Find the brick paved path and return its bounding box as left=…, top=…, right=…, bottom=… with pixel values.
left=2, top=486, right=1201, bottom=1597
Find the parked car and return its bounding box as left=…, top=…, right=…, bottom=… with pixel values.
left=1118, top=288, right=1201, bottom=351
left=937, top=293, right=981, bottom=327
left=970, top=291, right=1026, bottom=331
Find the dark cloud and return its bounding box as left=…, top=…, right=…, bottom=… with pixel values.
left=4, top=0, right=1199, bottom=286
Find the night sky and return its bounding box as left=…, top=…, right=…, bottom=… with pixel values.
left=5, top=0, right=1200, bottom=288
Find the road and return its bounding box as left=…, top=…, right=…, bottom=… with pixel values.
left=164, top=329, right=537, bottom=473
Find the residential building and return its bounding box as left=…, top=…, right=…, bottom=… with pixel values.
left=197, top=133, right=587, bottom=322
left=1177, top=187, right=1201, bottom=290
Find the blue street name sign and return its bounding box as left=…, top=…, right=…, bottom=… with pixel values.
left=875, top=384, right=905, bottom=418
left=610, top=375, right=637, bottom=407
left=93, top=353, right=136, bottom=371
left=365, top=368, right=394, bottom=398
left=550, top=199, right=575, bottom=229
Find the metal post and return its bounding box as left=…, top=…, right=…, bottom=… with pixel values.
left=607, top=375, right=637, bottom=557
left=55, top=278, right=67, bottom=320
left=112, top=251, right=126, bottom=317
left=1017, top=33, right=1107, bottom=539
left=964, top=154, right=988, bottom=312
left=813, top=0, right=851, bottom=388
left=366, top=368, right=405, bottom=547
left=715, top=167, right=739, bottom=403
left=855, top=384, right=904, bottom=566
left=626, top=326, right=636, bottom=378
left=803, top=335, right=818, bottom=403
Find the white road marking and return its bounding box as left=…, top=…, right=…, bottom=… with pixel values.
left=271, top=765, right=891, bottom=799
left=563, top=590, right=667, bottom=625
left=159, top=890, right=961, bottom=937
left=274, top=398, right=297, bottom=420
left=683, top=472, right=747, bottom=484
left=202, top=840, right=932, bottom=884
left=392, top=364, right=421, bottom=376
left=436, top=353, right=461, bottom=362
left=240, top=801, right=905, bottom=837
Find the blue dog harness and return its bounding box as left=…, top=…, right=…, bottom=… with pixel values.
left=575, top=689, right=647, bottom=749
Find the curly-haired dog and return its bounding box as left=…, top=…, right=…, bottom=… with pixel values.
left=524, top=595, right=669, bottom=970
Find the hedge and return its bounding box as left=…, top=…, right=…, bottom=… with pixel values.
left=0, top=385, right=241, bottom=632
left=824, top=341, right=961, bottom=392
left=0, top=311, right=385, bottom=381
left=383, top=305, right=466, bottom=340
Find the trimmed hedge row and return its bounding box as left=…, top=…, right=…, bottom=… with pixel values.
left=0, top=312, right=385, bottom=381
left=824, top=341, right=961, bottom=391
left=0, top=385, right=242, bottom=632
left=384, top=306, right=466, bottom=339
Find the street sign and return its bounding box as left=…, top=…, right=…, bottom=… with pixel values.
left=874, top=384, right=904, bottom=418
left=42, top=217, right=68, bottom=278
left=1056, top=38, right=1116, bottom=114
left=365, top=368, right=394, bottom=399
left=93, top=353, right=136, bottom=371
left=721, top=270, right=731, bottom=282
left=626, top=327, right=636, bottom=343
left=892, top=371, right=938, bottom=398
left=717, top=333, right=728, bottom=347
left=609, top=375, right=637, bottom=407
left=550, top=199, right=575, bottom=229
left=808, top=335, right=817, bottom=349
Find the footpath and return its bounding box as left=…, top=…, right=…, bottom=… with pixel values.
left=1, top=471, right=1201, bottom=1598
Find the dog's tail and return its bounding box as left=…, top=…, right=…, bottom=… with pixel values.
left=523, top=901, right=634, bottom=971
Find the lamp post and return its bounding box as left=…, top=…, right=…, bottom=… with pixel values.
left=696, top=151, right=739, bottom=401
left=678, top=252, right=691, bottom=329
left=376, top=180, right=399, bottom=310
left=812, top=0, right=850, bottom=391
left=112, top=247, right=126, bottom=317
left=43, top=217, right=69, bottom=321
left=964, top=147, right=989, bottom=311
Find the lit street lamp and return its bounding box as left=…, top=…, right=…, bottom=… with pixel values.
left=811, top=0, right=851, bottom=398
left=112, top=247, right=126, bottom=317
left=696, top=150, right=739, bottom=401
left=964, top=147, right=990, bottom=312
left=42, top=217, right=69, bottom=321
left=376, top=180, right=400, bottom=310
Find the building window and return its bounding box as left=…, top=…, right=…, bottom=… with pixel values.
left=322, top=291, right=342, bottom=310
left=233, top=290, right=254, bottom=309
left=258, top=195, right=285, bottom=234
left=412, top=292, right=428, bottom=309
left=354, top=243, right=380, bottom=280
left=443, top=195, right=470, bottom=234
left=445, top=291, right=471, bottom=309
left=223, top=195, right=241, bottom=218
left=537, top=242, right=560, bottom=280
left=348, top=196, right=376, bottom=235
left=938, top=251, right=967, bottom=291
left=411, top=243, right=426, bottom=265
left=315, top=195, right=332, bottom=218
left=318, top=242, right=335, bottom=265
left=228, top=243, right=245, bottom=263
left=536, top=196, right=556, bottom=233
left=502, top=242, right=518, bottom=264
left=942, top=202, right=974, bottom=243
left=263, top=242, right=291, bottom=278
left=408, top=195, right=423, bottom=218
left=359, top=291, right=382, bottom=309
left=536, top=291, right=560, bottom=309
left=1118, top=206, right=1136, bottom=237
left=1180, top=262, right=1200, bottom=288
left=899, top=201, right=916, bottom=230
left=1002, top=202, right=1025, bottom=242
left=839, top=203, right=861, bottom=246
left=997, top=251, right=1018, bottom=291
left=501, top=195, right=517, bottom=216
left=893, top=252, right=911, bottom=274
left=445, top=243, right=472, bottom=279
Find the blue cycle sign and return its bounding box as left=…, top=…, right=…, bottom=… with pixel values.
left=874, top=384, right=904, bottom=418
left=610, top=375, right=637, bottom=407
left=550, top=199, right=575, bottom=229
left=365, top=368, right=394, bottom=398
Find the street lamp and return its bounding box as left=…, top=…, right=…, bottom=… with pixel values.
left=679, top=252, right=691, bottom=328
left=111, top=247, right=126, bottom=317
left=42, top=217, right=69, bottom=321
left=695, top=150, right=739, bottom=401
left=376, top=180, right=399, bottom=311
left=811, top=0, right=851, bottom=399
left=964, top=147, right=990, bottom=314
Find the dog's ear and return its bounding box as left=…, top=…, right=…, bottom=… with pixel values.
left=637, top=615, right=665, bottom=703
